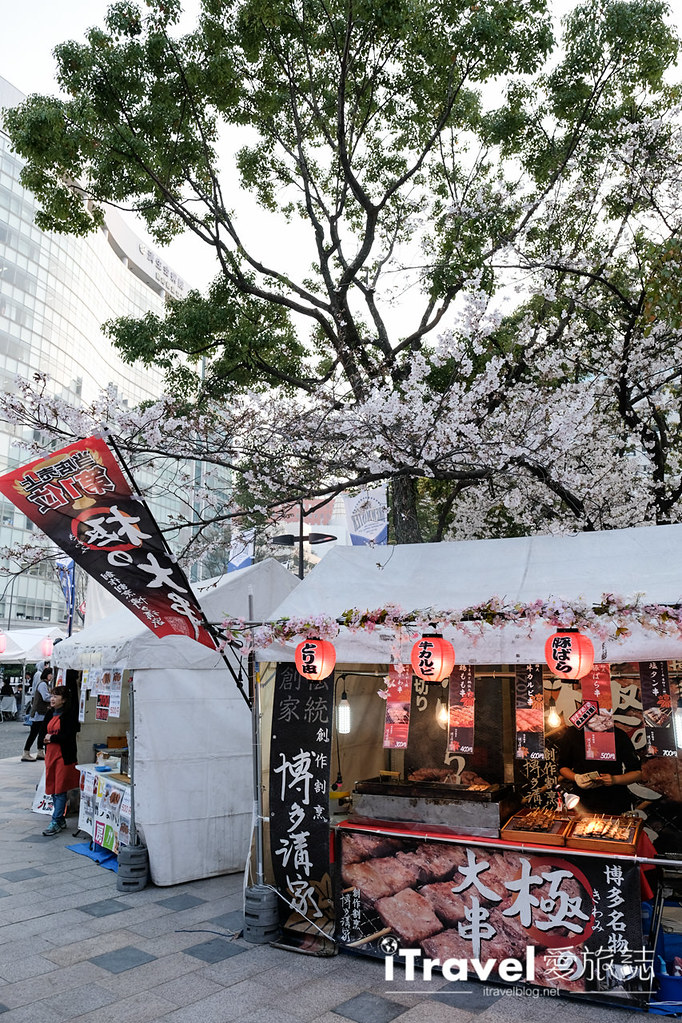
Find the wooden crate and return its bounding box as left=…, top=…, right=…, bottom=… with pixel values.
left=501, top=810, right=572, bottom=847
left=565, top=815, right=642, bottom=855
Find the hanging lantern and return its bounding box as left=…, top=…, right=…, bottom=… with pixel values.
left=41, top=636, right=54, bottom=659
left=0, top=633, right=6, bottom=655
left=411, top=634, right=455, bottom=683
left=544, top=629, right=594, bottom=680
left=295, top=638, right=336, bottom=680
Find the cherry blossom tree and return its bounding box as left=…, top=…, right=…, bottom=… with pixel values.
left=3, top=0, right=682, bottom=551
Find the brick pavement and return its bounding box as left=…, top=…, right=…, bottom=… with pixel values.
left=0, top=749, right=665, bottom=1022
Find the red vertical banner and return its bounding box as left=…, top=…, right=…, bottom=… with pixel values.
left=383, top=665, right=412, bottom=749
left=514, top=664, right=545, bottom=759
left=0, top=437, right=215, bottom=648
left=581, top=665, right=616, bottom=761
left=639, top=661, right=676, bottom=756
left=448, top=665, right=475, bottom=754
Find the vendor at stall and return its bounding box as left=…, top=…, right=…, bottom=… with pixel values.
left=558, top=724, right=643, bottom=814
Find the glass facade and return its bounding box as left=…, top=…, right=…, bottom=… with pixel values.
left=0, top=75, right=196, bottom=630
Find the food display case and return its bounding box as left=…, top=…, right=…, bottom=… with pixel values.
left=500, top=808, right=572, bottom=846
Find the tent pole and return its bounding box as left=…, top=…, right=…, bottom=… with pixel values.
left=249, top=591, right=264, bottom=885
left=128, top=678, right=138, bottom=846
left=104, top=432, right=252, bottom=709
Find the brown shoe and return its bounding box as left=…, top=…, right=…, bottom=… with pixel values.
left=36, top=750, right=45, bottom=760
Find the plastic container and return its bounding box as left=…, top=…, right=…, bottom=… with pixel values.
left=654, top=932, right=682, bottom=1008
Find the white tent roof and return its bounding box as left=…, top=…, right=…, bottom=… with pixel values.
left=258, top=524, right=682, bottom=665
left=0, top=626, right=66, bottom=664
left=54, top=558, right=298, bottom=671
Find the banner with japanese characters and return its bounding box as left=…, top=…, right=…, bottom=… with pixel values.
left=581, top=664, right=616, bottom=761
left=269, top=662, right=335, bottom=946
left=383, top=665, right=412, bottom=749
left=638, top=661, right=676, bottom=757
left=448, top=665, right=475, bottom=755
left=0, top=436, right=215, bottom=649
left=514, top=664, right=545, bottom=759
left=336, top=828, right=647, bottom=1005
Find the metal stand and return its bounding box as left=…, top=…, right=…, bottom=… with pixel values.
left=117, top=679, right=149, bottom=892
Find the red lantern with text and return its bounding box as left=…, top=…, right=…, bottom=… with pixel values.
left=295, top=638, right=336, bottom=680
left=0, top=633, right=5, bottom=655
left=545, top=630, right=594, bottom=680
left=411, top=634, right=455, bottom=683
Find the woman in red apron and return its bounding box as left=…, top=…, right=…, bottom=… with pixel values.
left=42, top=686, right=80, bottom=836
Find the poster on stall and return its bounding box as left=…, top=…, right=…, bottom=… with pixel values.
left=335, top=829, right=647, bottom=1005
left=81, top=669, right=90, bottom=694
left=93, top=779, right=126, bottom=852
left=639, top=661, right=676, bottom=756
left=108, top=666, right=124, bottom=719
left=581, top=665, right=616, bottom=761
left=383, top=665, right=412, bottom=749
left=90, top=669, right=103, bottom=695
left=95, top=694, right=110, bottom=721
left=269, top=662, right=334, bottom=947
left=78, top=685, right=87, bottom=724
left=78, top=769, right=98, bottom=835
left=118, top=787, right=132, bottom=848
left=100, top=668, right=112, bottom=694
left=448, top=666, right=475, bottom=754
left=514, top=664, right=544, bottom=759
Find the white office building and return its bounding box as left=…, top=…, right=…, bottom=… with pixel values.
left=0, top=74, right=194, bottom=630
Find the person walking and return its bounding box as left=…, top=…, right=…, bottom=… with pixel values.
left=42, top=686, right=79, bottom=836
left=22, top=667, right=53, bottom=761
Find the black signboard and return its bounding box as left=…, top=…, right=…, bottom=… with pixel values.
left=269, top=662, right=334, bottom=944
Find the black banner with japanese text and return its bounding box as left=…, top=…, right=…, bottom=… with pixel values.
left=269, top=662, right=334, bottom=943
left=515, top=664, right=545, bottom=760
left=336, top=827, right=647, bottom=1005
left=639, top=662, right=676, bottom=757
left=0, top=436, right=214, bottom=648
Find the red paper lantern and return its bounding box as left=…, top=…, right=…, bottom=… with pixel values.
left=545, top=630, right=594, bottom=680
left=411, top=635, right=455, bottom=683
left=295, top=638, right=336, bottom=680
left=41, top=637, right=54, bottom=659
left=0, top=633, right=6, bottom=655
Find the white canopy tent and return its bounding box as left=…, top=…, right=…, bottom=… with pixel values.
left=54, top=558, right=299, bottom=885
left=0, top=626, right=67, bottom=714
left=0, top=626, right=66, bottom=665
left=258, top=524, right=682, bottom=665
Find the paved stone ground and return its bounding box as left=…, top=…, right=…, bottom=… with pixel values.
left=0, top=742, right=676, bottom=1022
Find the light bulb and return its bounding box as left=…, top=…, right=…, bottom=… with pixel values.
left=436, top=698, right=449, bottom=729
left=337, top=692, right=351, bottom=734
left=547, top=707, right=561, bottom=729
left=674, top=708, right=682, bottom=748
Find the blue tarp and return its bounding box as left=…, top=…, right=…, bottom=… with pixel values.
left=67, top=841, right=118, bottom=872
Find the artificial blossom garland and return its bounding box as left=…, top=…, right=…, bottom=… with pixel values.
left=220, top=591, right=682, bottom=655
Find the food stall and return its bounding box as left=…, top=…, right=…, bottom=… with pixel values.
left=54, top=558, right=298, bottom=884
left=254, top=524, right=682, bottom=1009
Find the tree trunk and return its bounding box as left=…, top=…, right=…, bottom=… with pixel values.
left=391, top=477, right=423, bottom=544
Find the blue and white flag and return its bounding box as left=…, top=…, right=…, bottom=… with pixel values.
left=55, top=557, right=76, bottom=636
left=228, top=528, right=255, bottom=572
left=343, top=486, right=388, bottom=545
